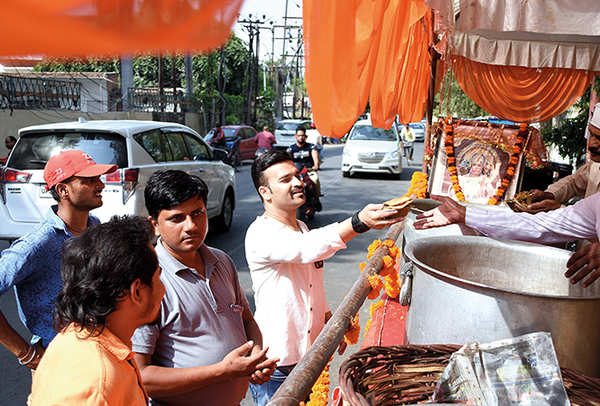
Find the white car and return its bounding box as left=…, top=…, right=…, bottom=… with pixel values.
left=274, top=119, right=312, bottom=148
left=0, top=119, right=236, bottom=241
left=341, top=119, right=403, bottom=178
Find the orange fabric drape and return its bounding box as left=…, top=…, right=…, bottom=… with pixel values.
left=371, top=10, right=432, bottom=128
left=369, top=1, right=428, bottom=129
left=304, top=0, right=430, bottom=138
left=303, top=0, right=363, bottom=138
left=453, top=56, right=595, bottom=123
left=0, top=0, right=243, bottom=56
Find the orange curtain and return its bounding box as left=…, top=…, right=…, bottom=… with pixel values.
left=0, top=0, right=243, bottom=56
left=303, top=0, right=363, bottom=138
left=369, top=1, right=428, bottom=129
left=304, top=0, right=429, bottom=138
left=453, top=56, right=595, bottom=123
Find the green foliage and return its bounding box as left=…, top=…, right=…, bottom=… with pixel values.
left=542, top=87, right=591, bottom=162
left=434, top=71, right=488, bottom=118
left=32, top=34, right=276, bottom=129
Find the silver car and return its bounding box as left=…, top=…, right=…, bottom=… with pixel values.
left=0, top=119, right=235, bottom=241
left=274, top=119, right=312, bottom=148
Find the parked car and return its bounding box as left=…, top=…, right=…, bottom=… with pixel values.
left=341, top=119, right=403, bottom=178
left=274, top=119, right=312, bottom=148
left=204, top=125, right=258, bottom=165
left=408, top=122, right=425, bottom=141
left=0, top=119, right=236, bottom=241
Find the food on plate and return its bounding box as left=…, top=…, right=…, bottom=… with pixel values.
left=506, top=191, right=533, bottom=212
left=383, top=196, right=413, bottom=217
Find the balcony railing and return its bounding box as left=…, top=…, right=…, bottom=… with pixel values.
left=0, top=74, right=81, bottom=111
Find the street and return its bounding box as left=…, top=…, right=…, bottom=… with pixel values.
left=0, top=142, right=424, bottom=405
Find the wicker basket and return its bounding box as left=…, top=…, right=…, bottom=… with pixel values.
left=339, top=345, right=600, bottom=406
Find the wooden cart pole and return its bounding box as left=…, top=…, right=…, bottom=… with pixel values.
left=268, top=221, right=406, bottom=406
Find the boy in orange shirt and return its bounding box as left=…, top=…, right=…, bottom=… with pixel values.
left=29, top=216, right=165, bottom=406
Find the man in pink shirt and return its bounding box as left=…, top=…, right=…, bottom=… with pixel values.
left=255, top=126, right=276, bottom=151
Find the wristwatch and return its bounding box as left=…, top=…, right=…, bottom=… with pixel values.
left=351, top=211, right=370, bottom=233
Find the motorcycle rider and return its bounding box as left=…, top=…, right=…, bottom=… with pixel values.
left=287, top=126, right=321, bottom=197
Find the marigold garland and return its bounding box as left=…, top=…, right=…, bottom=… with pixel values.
left=444, top=118, right=527, bottom=205
left=487, top=122, right=527, bottom=205
left=302, top=363, right=330, bottom=406
left=406, top=171, right=428, bottom=199
left=343, top=314, right=360, bottom=345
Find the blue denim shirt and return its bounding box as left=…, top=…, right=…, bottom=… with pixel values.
left=0, top=206, right=99, bottom=347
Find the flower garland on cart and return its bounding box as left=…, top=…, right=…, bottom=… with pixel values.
left=444, top=118, right=528, bottom=205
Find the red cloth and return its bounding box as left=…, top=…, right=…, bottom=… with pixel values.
left=362, top=297, right=408, bottom=348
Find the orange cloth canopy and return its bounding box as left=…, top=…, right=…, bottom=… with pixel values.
left=0, top=0, right=243, bottom=56
left=453, top=56, right=595, bottom=123
left=303, top=0, right=429, bottom=138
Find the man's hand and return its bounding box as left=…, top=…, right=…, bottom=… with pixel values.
left=529, top=189, right=555, bottom=203
left=27, top=342, right=45, bottom=370
left=249, top=357, right=279, bottom=385
left=413, top=195, right=466, bottom=229
left=524, top=199, right=561, bottom=214
left=220, top=341, right=270, bottom=378
left=566, top=242, right=600, bottom=287
left=248, top=343, right=279, bottom=385
left=358, top=204, right=406, bottom=230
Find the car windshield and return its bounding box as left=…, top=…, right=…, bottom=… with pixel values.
left=408, top=123, right=424, bottom=130
left=349, top=125, right=397, bottom=141
left=276, top=122, right=302, bottom=131
left=7, top=131, right=128, bottom=170
left=206, top=127, right=237, bottom=141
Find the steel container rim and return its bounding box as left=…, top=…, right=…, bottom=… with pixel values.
left=404, top=235, right=600, bottom=300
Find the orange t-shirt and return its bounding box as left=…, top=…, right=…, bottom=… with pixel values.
left=29, top=323, right=148, bottom=406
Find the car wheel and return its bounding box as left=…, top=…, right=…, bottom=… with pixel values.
left=342, top=171, right=350, bottom=178
left=213, top=190, right=234, bottom=232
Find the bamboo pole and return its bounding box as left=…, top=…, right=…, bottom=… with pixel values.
left=268, top=221, right=406, bottom=406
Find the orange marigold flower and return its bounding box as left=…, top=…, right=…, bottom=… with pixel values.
left=383, top=239, right=395, bottom=247
left=367, top=275, right=383, bottom=299
left=364, top=318, right=372, bottom=337
left=370, top=299, right=384, bottom=316
left=388, top=245, right=399, bottom=257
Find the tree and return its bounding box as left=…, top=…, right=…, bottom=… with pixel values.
left=434, top=71, right=488, bottom=118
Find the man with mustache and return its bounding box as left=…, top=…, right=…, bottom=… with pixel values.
left=525, top=103, right=600, bottom=213
left=0, top=150, right=115, bottom=374
left=132, top=170, right=277, bottom=406
left=245, top=150, right=406, bottom=405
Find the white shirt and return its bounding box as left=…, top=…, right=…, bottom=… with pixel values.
left=245, top=215, right=346, bottom=366
left=465, top=192, right=600, bottom=243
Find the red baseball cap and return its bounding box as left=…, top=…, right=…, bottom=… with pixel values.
left=44, top=150, right=117, bottom=190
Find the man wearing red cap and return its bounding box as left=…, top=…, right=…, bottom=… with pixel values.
left=0, top=150, right=115, bottom=372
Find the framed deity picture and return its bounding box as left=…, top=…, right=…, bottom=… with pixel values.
left=428, top=120, right=528, bottom=205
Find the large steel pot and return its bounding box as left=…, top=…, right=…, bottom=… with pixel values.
left=404, top=235, right=600, bottom=376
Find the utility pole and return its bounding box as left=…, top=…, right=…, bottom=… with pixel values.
left=120, top=56, right=133, bottom=112
left=158, top=55, right=164, bottom=112
left=171, top=55, right=177, bottom=112
left=184, top=54, right=193, bottom=113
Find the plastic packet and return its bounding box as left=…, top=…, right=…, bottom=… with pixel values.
left=432, top=332, right=570, bottom=405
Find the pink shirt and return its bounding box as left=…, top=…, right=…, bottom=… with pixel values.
left=465, top=193, right=600, bottom=243
left=255, top=131, right=276, bottom=149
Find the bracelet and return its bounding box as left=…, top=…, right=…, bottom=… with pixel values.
left=18, top=344, right=37, bottom=366
left=351, top=211, right=370, bottom=233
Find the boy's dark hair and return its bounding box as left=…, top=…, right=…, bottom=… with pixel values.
left=295, top=126, right=306, bottom=134
left=54, top=216, right=157, bottom=336
left=251, top=150, right=294, bottom=199
left=145, top=170, right=208, bottom=218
